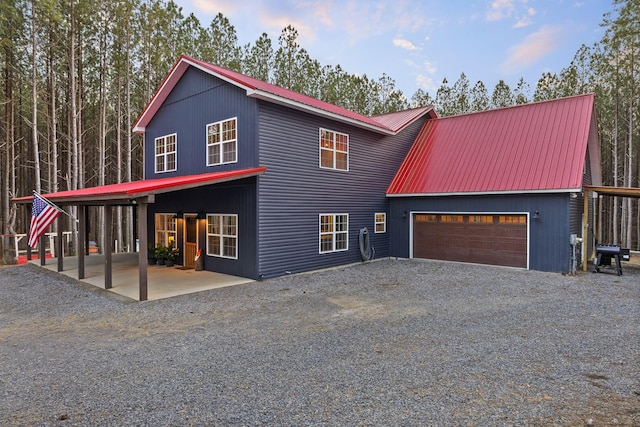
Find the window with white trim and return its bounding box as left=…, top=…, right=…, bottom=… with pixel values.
left=207, top=117, right=237, bottom=166
left=155, top=134, right=177, bottom=173
left=155, top=214, right=177, bottom=248
left=319, top=128, right=348, bottom=171
left=375, top=213, right=386, bottom=233
left=207, top=214, right=238, bottom=259
left=319, top=214, right=348, bottom=253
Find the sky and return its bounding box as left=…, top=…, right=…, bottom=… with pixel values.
left=173, top=0, right=614, bottom=99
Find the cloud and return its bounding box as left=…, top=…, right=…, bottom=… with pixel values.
left=423, top=60, right=437, bottom=74
left=514, top=6, right=536, bottom=27
left=313, top=2, right=334, bottom=27
left=393, top=38, right=419, bottom=51
left=500, top=25, right=563, bottom=74
left=486, top=0, right=515, bottom=21
left=192, top=0, right=239, bottom=16
left=416, top=74, right=436, bottom=91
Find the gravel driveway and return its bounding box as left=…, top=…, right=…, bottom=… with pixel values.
left=1, top=259, right=638, bottom=426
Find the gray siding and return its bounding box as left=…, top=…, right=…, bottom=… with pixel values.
left=144, top=67, right=259, bottom=178
left=147, top=178, right=258, bottom=278
left=257, top=102, right=426, bottom=277
left=389, top=193, right=571, bottom=273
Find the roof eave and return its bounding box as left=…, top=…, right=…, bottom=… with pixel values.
left=246, top=89, right=396, bottom=135
left=386, top=188, right=584, bottom=197
left=13, top=167, right=267, bottom=206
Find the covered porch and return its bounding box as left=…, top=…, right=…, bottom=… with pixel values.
left=13, top=168, right=266, bottom=300
left=33, top=252, right=253, bottom=301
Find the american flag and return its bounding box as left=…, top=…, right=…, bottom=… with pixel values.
left=28, top=194, right=61, bottom=248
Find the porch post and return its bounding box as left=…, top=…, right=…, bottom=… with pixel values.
left=583, top=189, right=588, bottom=272
left=57, top=215, right=64, bottom=272
left=104, top=205, right=113, bottom=289
left=39, top=235, right=46, bottom=266
left=78, top=205, right=86, bottom=279
left=138, top=201, right=148, bottom=301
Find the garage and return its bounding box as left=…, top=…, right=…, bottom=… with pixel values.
left=412, top=213, right=528, bottom=268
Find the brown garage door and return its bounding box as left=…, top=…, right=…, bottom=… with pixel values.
left=413, top=214, right=527, bottom=268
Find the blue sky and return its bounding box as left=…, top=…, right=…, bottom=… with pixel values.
left=174, top=0, right=612, bottom=99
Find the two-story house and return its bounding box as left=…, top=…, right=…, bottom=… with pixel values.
left=13, top=55, right=603, bottom=301
left=132, top=55, right=436, bottom=280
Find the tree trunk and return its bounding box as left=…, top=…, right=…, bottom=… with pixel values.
left=126, top=23, right=134, bottom=251
left=69, top=0, right=78, bottom=247
left=3, top=48, right=17, bottom=235
left=31, top=0, right=41, bottom=194
left=626, top=100, right=633, bottom=249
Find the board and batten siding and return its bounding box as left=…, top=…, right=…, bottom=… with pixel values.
left=143, top=67, right=259, bottom=179
left=389, top=193, right=571, bottom=273
left=257, top=101, right=426, bottom=278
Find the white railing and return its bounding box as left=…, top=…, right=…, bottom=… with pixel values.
left=13, top=232, right=73, bottom=258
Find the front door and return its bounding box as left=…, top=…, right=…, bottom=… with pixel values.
left=184, top=214, right=198, bottom=268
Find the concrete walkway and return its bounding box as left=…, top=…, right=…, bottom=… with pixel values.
left=32, top=252, right=254, bottom=301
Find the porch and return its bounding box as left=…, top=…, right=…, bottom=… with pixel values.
left=32, top=252, right=253, bottom=301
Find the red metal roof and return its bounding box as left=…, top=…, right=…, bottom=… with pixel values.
left=372, top=107, right=437, bottom=133
left=13, top=168, right=266, bottom=204
left=133, top=55, right=433, bottom=135
left=387, top=93, right=598, bottom=196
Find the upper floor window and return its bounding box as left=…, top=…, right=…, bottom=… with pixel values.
left=207, top=118, right=237, bottom=166
left=319, top=128, right=348, bottom=171
left=319, top=213, right=348, bottom=253
left=155, top=134, right=177, bottom=173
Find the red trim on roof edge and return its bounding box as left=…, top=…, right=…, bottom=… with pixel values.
left=13, top=167, right=267, bottom=203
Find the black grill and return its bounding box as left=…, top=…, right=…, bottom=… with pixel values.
left=593, top=245, right=630, bottom=276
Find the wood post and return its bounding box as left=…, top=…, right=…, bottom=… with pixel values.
left=138, top=201, right=148, bottom=301
left=78, top=205, right=86, bottom=279
left=57, top=215, right=63, bottom=272
left=104, top=205, right=112, bottom=289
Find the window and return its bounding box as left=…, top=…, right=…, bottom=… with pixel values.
left=319, top=214, right=348, bottom=253
left=415, top=214, right=438, bottom=222
left=374, top=213, right=386, bottom=233
left=155, top=214, right=177, bottom=248
left=207, top=214, right=238, bottom=259
left=207, top=118, right=237, bottom=166
left=499, top=215, right=526, bottom=224
left=319, top=128, right=348, bottom=171
left=155, top=134, right=177, bottom=173
left=469, top=215, right=494, bottom=223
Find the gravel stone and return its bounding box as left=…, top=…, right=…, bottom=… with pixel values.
left=1, top=259, right=638, bottom=426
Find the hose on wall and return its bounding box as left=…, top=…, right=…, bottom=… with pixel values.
left=359, top=227, right=375, bottom=261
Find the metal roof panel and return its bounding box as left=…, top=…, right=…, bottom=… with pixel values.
left=387, top=94, right=597, bottom=195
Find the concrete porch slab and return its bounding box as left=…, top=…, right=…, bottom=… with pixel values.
left=32, top=252, right=254, bottom=301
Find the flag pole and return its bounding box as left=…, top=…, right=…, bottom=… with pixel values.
left=33, top=191, right=79, bottom=223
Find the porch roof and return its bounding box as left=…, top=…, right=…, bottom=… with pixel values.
left=584, top=185, right=640, bottom=199
left=12, top=167, right=267, bottom=205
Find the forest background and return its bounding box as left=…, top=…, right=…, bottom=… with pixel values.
left=0, top=0, right=638, bottom=259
